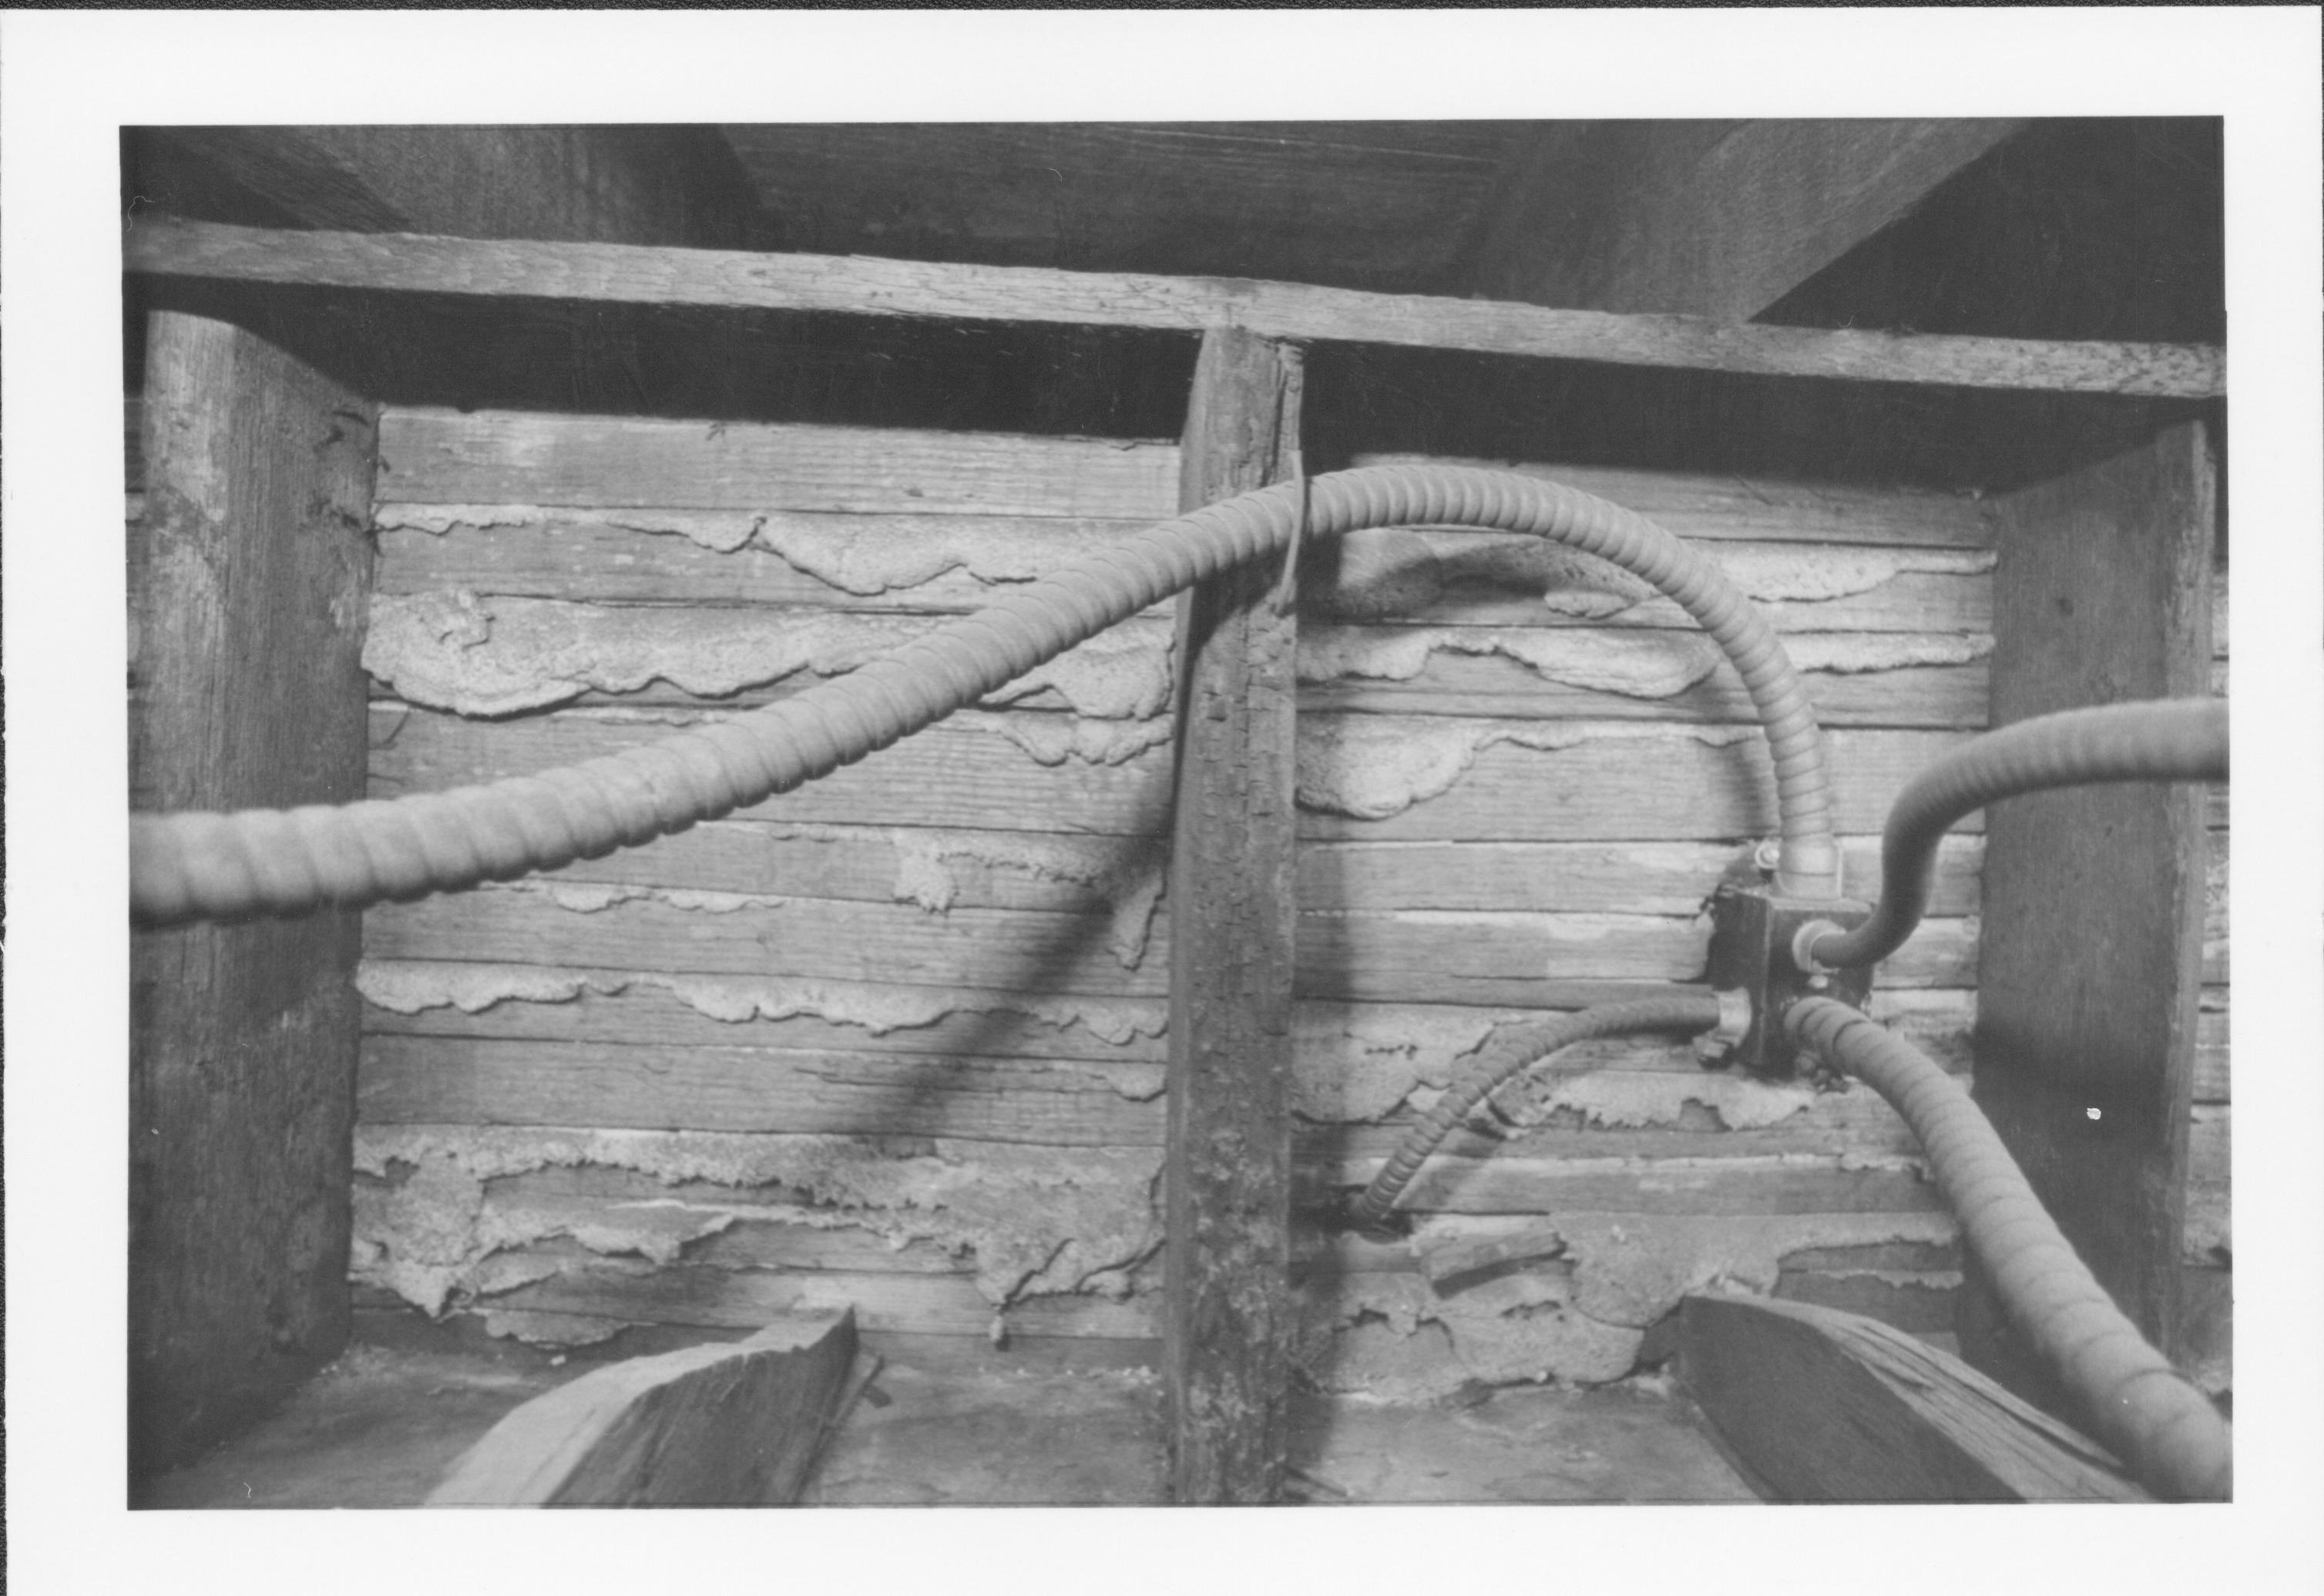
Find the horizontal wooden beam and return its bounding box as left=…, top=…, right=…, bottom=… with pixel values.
left=126, top=217, right=2222, bottom=400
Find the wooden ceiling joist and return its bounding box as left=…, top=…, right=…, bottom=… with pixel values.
left=123, top=217, right=2223, bottom=401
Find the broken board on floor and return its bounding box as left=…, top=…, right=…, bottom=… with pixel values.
left=1678, top=1292, right=2148, bottom=1502
left=428, top=1310, right=866, bottom=1506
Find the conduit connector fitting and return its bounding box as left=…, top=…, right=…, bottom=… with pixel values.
left=1702, top=884, right=1873, bottom=1077
left=1790, top=918, right=1850, bottom=978
left=1693, top=989, right=1754, bottom=1065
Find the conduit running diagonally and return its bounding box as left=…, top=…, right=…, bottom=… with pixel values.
left=1799, top=697, right=2227, bottom=973
left=133, top=465, right=1841, bottom=927
left=1785, top=996, right=2232, bottom=1502
left=1347, top=991, right=1725, bottom=1230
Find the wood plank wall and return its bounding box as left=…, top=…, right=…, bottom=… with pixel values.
left=330, top=406, right=2030, bottom=1395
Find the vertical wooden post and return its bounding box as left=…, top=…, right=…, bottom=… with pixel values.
left=1164, top=327, right=1303, bottom=1504
left=129, top=314, right=379, bottom=1473
left=1965, top=420, right=2215, bottom=1399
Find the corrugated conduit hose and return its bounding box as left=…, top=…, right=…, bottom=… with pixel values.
left=1785, top=996, right=2232, bottom=1501
left=133, top=465, right=1841, bottom=926
left=1345, top=991, right=1724, bottom=1231
left=1801, top=698, right=2227, bottom=973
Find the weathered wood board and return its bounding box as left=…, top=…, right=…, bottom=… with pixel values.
left=128, top=216, right=2224, bottom=398
left=426, top=1312, right=859, bottom=1506
left=130, top=314, right=379, bottom=1473
left=1971, top=420, right=2216, bottom=1382
left=1680, top=1293, right=2147, bottom=1502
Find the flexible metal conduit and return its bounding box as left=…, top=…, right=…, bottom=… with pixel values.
left=1802, top=698, right=2228, bottom=973
left=133, top=465, right=1840, bottom=926
left=1785, top=996, right=2232, bottom=1501
left=1348, top=991, right=1724, bottom=1230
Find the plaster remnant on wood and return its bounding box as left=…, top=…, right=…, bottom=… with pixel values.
left=356, top=959, right=1167, bottom=1047
left=886, top=828, right=1167, bottom=968
left=374, top=502, right=764, bottom=553
left=1494, top=1069, right=1819, bottom=1134
left=1304, top=1210, right=1958, bottom=1399
left=1297, top=626, right=1990, bottom=695
left=351, top=1125, right=1164, bottom=1319
left=1317, top=529, right=1996, bottom=623
left=1295, top=717, right=1753, bottom=822
left=488, top=879, right=788, bottom=916
left=478, top=1309, right=637, bottom=1346
left=962, top=711, right=1176, bottom=768
left=1290, top=1005, right=1509, bottom=1123
left=364, top=592, right=1172, bottom=720
left=748, top=512, right=1125, bottom=594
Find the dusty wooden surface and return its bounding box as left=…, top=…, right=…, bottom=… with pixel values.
left=143, top=125, right=752, bottom=247
left=427, top=1312, right=859, bottom=1506
left=721, top=121, right=1511, bottom=294
left=1969, top=420, right=2216, bottom=1398
left=1680, top=1293, right=2148, bottom=1502
left=1471, top=119, right=2025, bottom=321
left=129, top=314, right=379, bottom=1473
left=126, top=217, right=2224, bottom=398
left=1164, top=327, right=1304, bottom=1504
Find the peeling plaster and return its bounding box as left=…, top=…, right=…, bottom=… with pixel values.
left=962, top=712, right=1176, bottom=768
left=750, top=513, right=1118, bottom=594
left=1318, top=529, right=1996, bottom=624
left=356, top=959, right=1167, bottom=1047
left=1295, top=718, right=1755, bottom=822
left=364, top=592, right=1173, bottom=721
left=351, top=1125, right=1164, bottom=1319
left=886, top=828, right=1167, bottom=968
left=1305, top=1208, right=1959, bottom=1399
left=1498, top=1070, right=1820, bottom=1134
left=1297, top=627, right=1991, bottom=697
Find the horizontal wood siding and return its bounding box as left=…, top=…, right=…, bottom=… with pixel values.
left=354, top=408, right=1993, bottom=1394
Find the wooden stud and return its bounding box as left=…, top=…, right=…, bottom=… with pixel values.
left=1164, top=327, right=1303, bottom=1504
left=1966, top=420, right=2216, bottom=1398
left=129, top=314, right=379, bottom=1472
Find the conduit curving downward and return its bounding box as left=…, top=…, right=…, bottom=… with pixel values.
left=1802, top=697, right=2227, bottom=973
left=1347, top=991, right=1724, bottom=1231
left=1785, top=996, right=2232, bottom=1502
left=133, top=465, right=1840, bottom=926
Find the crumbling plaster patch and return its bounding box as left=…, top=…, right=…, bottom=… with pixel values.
left=1297, top=626, right=1991, bottom=697
left=1295, top=717, right=1756, bottom=822
left=356, top=960, right=1167, bottom=1050
left=364, top=591, right=1174, bottom=721
left=1304, top=1209, right=1958, bottom=1401
left=351, top=1125, right=1164, bottom=1324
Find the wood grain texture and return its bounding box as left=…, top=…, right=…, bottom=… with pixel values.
left=375, top=407, right=1180, bottom=516
left=126, top=217, right=2224, bottom=398
left=371, top=707, right=1970, bottom=843
left=720, top=121, right=1513, bottom=294
left=425, top=1312, right=858, bottom=1506
left=1679, top=1294, right=2145, bottom=1502
left=1470, top=120, right=2027, bottom=321
left=1165, top=328, right=1302, bottom=1504
left=1970, top=420, right=2216, bottom=1384
left=129, top=315, right=379, bottom=1472
left=147, top=125, right=754, bottom=248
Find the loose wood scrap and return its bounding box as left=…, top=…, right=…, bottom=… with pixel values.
left=425, top=1311, right=861, bottom=1506
left=1678, top=1293, right=2147, bottom=1502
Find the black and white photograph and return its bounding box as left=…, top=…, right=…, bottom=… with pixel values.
left=6, top=8, right=2321, bottom=1592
